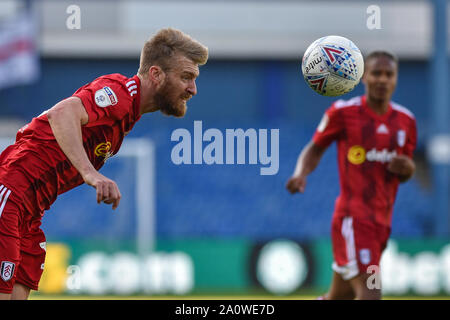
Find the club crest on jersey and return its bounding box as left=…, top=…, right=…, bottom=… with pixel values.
left=95, top=87, right=118, bottom=107
left=397, top=130, right=406, bottom=147
left=1, top=261, right=15, bottom=281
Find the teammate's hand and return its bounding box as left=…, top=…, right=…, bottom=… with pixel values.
left=82, top=170, right=122, bottom=210
left=387, top=155, right=415, bottom=177
left=286, top=175, right=307, bottom=194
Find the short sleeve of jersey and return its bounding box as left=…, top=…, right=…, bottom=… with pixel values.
left=403, top=117, right=417, bottom=158
left=313, top=104, right=344, bottom=148
left=72, top=77, right=131, bottom=124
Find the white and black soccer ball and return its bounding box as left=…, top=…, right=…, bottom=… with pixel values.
left=301, top=35, right=364, bottom=97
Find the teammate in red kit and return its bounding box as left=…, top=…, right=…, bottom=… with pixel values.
left=0, top=28, right=208, bottom=299
left=286, top=51, right=416, bottom=300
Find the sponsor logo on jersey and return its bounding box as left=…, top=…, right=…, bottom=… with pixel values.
left=366, top=148, right=397, bottom=163
left=1, top=261, right=15, bottom=281
left=359, top=249, right=371, bottom=265
left=347, top=146, right=397, bottom=165
left=94, top=87, right=118, bottom=107
left=347, top=145, right=366, bottom=165
left=95, top=142, right=113, bottom=163
left=95, top=142, right=112, bottom=157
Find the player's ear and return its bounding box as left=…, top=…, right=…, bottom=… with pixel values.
left=149, top=66, right=165, bottom=86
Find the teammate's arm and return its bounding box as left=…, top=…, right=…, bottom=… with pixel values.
left=286, top=141, right=327, bottom=194
left=387, top=155, right=416, bottom=183
left=389, top=117, right=417, bottom=183
left=46, top=97, right=121, bottom=209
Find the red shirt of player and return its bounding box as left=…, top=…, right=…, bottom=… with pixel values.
left=0, top=73, right=141, bottom=217
left=313, top=95, right=417, bottom=227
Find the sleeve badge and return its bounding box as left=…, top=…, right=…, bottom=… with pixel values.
left=94, top=86, right=118, bottom=107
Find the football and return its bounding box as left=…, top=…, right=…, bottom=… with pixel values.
left=301, top=35, right=364, bottom=96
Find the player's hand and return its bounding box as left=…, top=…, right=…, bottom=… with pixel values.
left=286, top=175, right=307, bottom=194
left=387, top=155, right=415, bottom=177
left=82, top=170, right=122, bottom=210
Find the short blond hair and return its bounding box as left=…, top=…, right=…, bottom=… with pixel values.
left=137, top=28, right=208, bottom=76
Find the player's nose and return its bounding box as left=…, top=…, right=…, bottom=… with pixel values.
left=377, top=72, right=390, bottom=83
left=187, top=80, right=197, bottom=96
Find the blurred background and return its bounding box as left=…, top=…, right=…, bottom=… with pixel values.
left=0, top=0, right=449, bottom=298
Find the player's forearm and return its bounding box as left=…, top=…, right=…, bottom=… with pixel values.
left=47, top=98, right=95, bottom=178
left=293, top=141, right=325, bottom=177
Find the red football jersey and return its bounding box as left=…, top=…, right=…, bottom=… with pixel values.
left=313, top=95, right=417, bottom=227
left=0, top=73, right=141, bottom=216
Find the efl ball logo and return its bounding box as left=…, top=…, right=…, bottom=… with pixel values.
left=302, top=35, right=364, bottom=96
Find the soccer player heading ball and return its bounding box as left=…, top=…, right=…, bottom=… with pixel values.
left=0, top=28, right=208, bottom=299
left=286, top=51, right=416, bottom=300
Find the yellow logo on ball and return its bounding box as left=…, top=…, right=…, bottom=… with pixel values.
left=347, top=145, right=366, bottom=165
left=95, top=142, right=112, bottom=157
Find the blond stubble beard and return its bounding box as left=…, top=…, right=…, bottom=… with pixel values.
left=155, top=80, right=188, bottom=118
